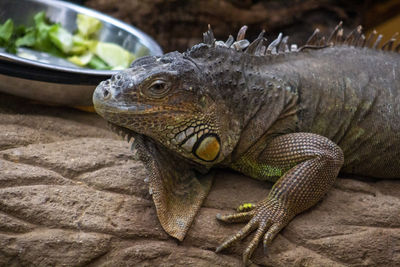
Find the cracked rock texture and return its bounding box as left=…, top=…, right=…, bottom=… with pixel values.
left=0, top=92, right=399, bottom=266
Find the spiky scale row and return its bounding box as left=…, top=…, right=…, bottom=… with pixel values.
left=302, top=22, right=399, bottom=52
left=382, top=32, right=399, bottom=51
left=203, top=24, right=294, bottom=55
left=108, top=122, right=138, bottom=152
left=203, top=22, right=400, bottom=56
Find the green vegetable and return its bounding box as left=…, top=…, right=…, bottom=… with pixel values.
left=71, top=34, right=97, bottom=54
left=0, top=11, right=140, bottom=70
left=76, top=14, right=136, bottom=69
left=15, top=29, right=35, bottom=47
left=32, top=12, right=63, bottom=57
left=87, top=55, right=110, bottom=70
left=0, top=19, right=16, bottom=53
left=95, top=42, right=136, bottom=69
left=0, top=19, right=14, bottom=42
left=76, top=14, right=102, bottom=37
left=49, top=24, right=73, bottom=53
left=68, top=52, right=93, bottom=66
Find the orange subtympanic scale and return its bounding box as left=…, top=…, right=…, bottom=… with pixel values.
left=195, top=136, right=220, bottom=161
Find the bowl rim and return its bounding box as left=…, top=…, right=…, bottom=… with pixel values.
left=0, top=0, right=163, bottom=77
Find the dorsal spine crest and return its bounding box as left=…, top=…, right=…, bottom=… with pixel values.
left=195, top=22, right=399, bottom=58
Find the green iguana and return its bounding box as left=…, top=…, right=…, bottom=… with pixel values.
left=93, top=23, right=400, bottom=264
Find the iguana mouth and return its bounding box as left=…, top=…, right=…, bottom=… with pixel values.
left=93, top=96, right=154, bottom=116
left=93, top=80, right=154, bottom=115
left=94, top=95, right=189, bottom=117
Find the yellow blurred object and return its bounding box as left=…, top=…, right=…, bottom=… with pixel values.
left=367, top=15, right=400, bottom=45
left=73, top=105, right=96, bottom=112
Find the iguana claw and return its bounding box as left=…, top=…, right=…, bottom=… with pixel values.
left=215, top=198, right=290, bottom=264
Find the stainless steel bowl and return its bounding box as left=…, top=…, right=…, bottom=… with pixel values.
left=0, top=0, right=162, bottom=106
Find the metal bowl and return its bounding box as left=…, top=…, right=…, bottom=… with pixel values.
left=0, top=0, right=162, bottom=106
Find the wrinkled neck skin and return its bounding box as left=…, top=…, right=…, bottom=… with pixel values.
left=189, top=46, right=300, bottom=164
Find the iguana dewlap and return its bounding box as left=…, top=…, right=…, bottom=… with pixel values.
left=93, top=24, right=400, bottom=264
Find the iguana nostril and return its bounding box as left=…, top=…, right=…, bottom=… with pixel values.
left=103, top=88, right=111, bottom=99
left=111, top=74, right=122, bottom=81
left=112, top=74, right=122, bottom=81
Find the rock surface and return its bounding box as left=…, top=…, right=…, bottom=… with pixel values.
left=0, top=92, right=399, bottom=266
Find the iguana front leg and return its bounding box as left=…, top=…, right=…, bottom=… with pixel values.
left=216, top=133, right=344, bottom=263
left=132, top=133, right=214, bottom=241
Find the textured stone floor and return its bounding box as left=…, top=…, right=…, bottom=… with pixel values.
left=0, top=92, right=399, bottom=266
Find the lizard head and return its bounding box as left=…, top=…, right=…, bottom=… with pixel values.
left=93, top=51, right=233, bottom=166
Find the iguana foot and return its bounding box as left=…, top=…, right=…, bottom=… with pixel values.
left=215, top=198, right=292, bottom=264
left=215, top=133, right=343, bottom=264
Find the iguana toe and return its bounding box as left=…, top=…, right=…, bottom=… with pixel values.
left=216, top=210, right=254, bottom=223
left=215, top=218, right=257, bottom=253
left=216, top=197, right=292, bottom=264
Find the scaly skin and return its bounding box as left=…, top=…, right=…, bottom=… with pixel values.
left=93, top=25, right=400, bottom=264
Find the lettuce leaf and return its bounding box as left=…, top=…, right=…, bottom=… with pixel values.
left=0, top=19, right=14, bottom=42
left=95, top=42, right=136, bottom=69
left=49, top=24, right=73, bottom=53
left=0, top=19, right=16, bottom=53
left=76, top=14, right=102, bottom=38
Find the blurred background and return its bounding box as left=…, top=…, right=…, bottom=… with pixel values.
left=76, top=0, right=400, bottom=52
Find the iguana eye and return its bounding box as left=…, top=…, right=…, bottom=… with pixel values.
left=144, top=79, right=170, bottom=98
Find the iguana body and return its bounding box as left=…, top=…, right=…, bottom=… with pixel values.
left=93, top=24, right=400, bottom=264
left=230, top=45, right=400, bottom=179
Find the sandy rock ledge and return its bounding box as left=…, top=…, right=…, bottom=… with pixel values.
left=0, top=93, right=399, bottom=266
